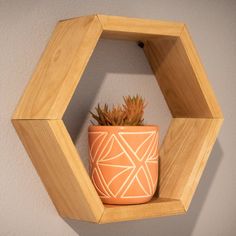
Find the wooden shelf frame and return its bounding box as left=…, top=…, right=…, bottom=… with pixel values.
left=12, top=14, right=223, bottom=223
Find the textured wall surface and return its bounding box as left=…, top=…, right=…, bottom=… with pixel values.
left=1, top=0, right=235, bottom=235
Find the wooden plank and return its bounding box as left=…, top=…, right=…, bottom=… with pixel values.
left=180, top=26, right=223, bottom=118
left=159, top=118, right=223, bottom=210
left=99, top=197, right=185, bottom=223
left=11, top=14, right=224, bottom=223
left=97, top=14, right=184, bottom=40
left=12, top=119, right=104, bottom=222
left=144, top=37, right=216, bottom=118
left=13, top=15, right=103, bottom=119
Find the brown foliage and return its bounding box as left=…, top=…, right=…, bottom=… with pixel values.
left=90, top=95, right=146, bottom=126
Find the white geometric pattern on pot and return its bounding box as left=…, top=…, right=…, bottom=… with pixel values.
left=89, top=130, right=159, bottom=200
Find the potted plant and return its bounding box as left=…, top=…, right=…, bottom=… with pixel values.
left=88, top=95, right=159, bottom=205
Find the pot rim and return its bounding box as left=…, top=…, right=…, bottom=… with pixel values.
left=88, top=124, right=159, bottom=130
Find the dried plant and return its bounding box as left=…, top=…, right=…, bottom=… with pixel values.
left=90, top=95, right=146, bottom=126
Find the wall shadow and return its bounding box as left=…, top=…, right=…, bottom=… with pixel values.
left=63, top=38, right=154, bottom=142
left=63, top=38, right=172, bottom=171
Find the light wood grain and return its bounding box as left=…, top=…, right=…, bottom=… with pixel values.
left=97, top=14, right=184, bottom=40
left=180, top=26, right=223, bottom=118
left=12, top=119, right=104, bottom=222
left=99, top=197, right=185, bottom=223
left=159, top=118, right=223, bottom=210
left=13, top=15, right=102, bottom=119
left=144, top=36, right=222, bottom=118
left=12, top=14, right=223, bottom=223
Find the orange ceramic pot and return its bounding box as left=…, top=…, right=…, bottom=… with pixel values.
left=88, top=125, right=159, bottom=205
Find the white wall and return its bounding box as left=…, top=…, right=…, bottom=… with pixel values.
left=1, top=0, right=236, bottom=235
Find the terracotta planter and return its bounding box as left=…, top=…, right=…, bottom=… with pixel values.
left=88, top=125, right=159, bottom=205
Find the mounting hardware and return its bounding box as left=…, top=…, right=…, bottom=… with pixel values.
left=137, top=41, right=145, bottom=48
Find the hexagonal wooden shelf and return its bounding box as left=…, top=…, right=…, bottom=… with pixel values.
left=12, top=14, right=223, bottom=223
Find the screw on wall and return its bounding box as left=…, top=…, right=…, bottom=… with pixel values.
left=137, top=41, right=145, bottom=48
